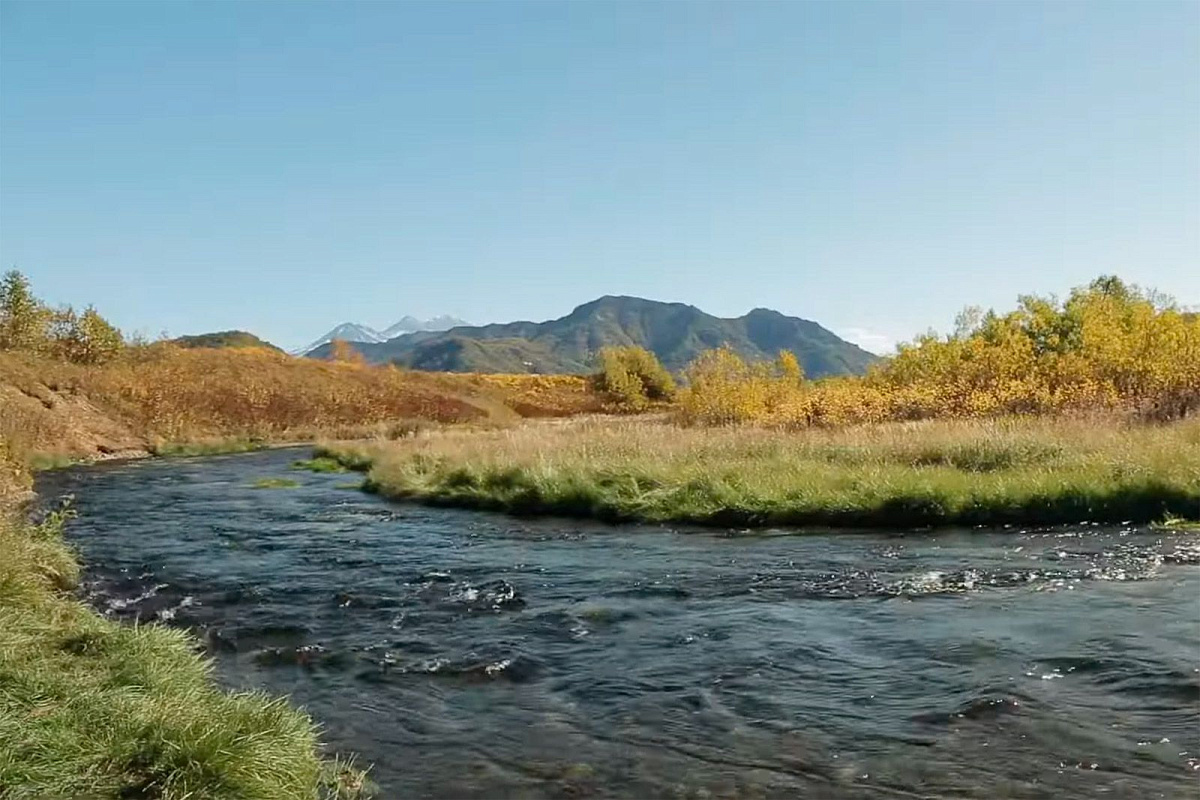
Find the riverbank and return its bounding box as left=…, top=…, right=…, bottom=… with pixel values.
left=321, top=416, right=1200, bottom=528
left=0, top=440, right=376, bottom=796
left=0, top=503, right=368, bottom=798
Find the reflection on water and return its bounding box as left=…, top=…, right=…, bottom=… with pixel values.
left=38, top=450, right=1200, bottom=799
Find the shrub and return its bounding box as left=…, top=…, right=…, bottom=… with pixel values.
left=594, top=346, right=675, bottom=409
left=328, top=338, right=365, bottom=365
left=677, top=346, right=805, bottom=425
left=46, top=306, right=124, bottom=365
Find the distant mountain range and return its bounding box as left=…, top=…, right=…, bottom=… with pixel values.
left=307, top=295, right=877, bottom=377
left=296, top=315, right=469, bottom=355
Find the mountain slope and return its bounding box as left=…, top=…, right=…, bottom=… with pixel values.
left=310, top=296, right=877, bottom=377
left=379, top=315, right=470, bottom=339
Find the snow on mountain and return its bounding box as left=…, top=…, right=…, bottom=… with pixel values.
left=378, top=316, right=425, bottom=339
left=297, top=316, right=470, bottom=355
left=293, top=322, right=385, bottom=355
left=379, top=315, right=469, bottom=339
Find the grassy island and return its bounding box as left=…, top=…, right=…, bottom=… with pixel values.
left=321, top=416, right=1199, bottom=528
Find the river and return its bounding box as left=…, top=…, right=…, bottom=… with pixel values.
left=36, top=448, right=1200, bottom=799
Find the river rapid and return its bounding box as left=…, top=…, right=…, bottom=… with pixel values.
left=37, top=448, right=1200, bottom=799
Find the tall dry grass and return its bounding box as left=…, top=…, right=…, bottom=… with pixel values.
left=0, top=347, right=606, bottom=463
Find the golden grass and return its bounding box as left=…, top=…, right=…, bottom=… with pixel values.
left=0, top=348, right=610, bottom=466
left=458, top=373, right=606, bottom=417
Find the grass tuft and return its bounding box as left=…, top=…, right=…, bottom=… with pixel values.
left=1152, top=514, right=1200, bottom=532
left=292, top=457, right=349, bottom=474
left=251, top=477, right=301, bottom=489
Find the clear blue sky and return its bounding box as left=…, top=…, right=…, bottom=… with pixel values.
left=2, top=1, right=1196, bottom=353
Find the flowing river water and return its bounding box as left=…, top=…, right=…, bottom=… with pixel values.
left=37, top=449, right=1200, bottom=799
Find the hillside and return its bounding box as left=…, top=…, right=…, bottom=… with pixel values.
left=0, top=347, right=606, bottom=470
left=172, top=330, right=283, bottom=352
left=310, top=296, right=877, bottom=377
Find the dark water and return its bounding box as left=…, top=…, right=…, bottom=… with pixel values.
left=37, top=449, right=1200, bottom=799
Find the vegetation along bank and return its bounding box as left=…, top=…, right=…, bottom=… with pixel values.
left=323, top=277, right=1199, bottom=529
left=321, top=416, right=1199, bottom=529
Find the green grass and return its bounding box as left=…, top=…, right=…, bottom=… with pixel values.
left=251, top=477, right=301, bottom=489
left=0, top=507, right=369, bottom=799
left=153, top=438, right=269, bottom=457
left=26, top=452, right=84, bottom=472
left=322, top=417, right=1200, bottom=528
left=1152, top=514, right=1200, bottom=532
left=313, top=444, right=375, bottom=473
left=292, top=457, right=349, bottom=474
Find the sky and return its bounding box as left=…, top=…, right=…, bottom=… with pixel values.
left=1, top=1, right=1197, bottom=353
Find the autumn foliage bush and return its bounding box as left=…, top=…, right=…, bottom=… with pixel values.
left=676, top=346, right=803, bottom=424
left=593, top=346, right=677, bottom=409
left=678, top=277, right=1199, bottom=427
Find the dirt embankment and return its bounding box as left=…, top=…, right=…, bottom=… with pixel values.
left=1, top=379, right=150, bottom=462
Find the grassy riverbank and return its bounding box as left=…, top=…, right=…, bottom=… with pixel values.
left=0, top=504, right=366, bottom=798
left=322, top=417, right=1200, bottom=528
left=0, top=392, right=374, bottom=797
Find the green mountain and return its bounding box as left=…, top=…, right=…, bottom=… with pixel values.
left=309, top=296, right=878, bottom=377
left=172, top=330, right=283, bottom=352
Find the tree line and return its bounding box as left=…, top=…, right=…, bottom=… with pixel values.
left=596, top=276, right=1198, bottom=424
left=0, top=271, right=124, bottom=364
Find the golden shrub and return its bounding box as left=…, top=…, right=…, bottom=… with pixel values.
left=677, top=277, right=1198, bottom=428
left=594, top=346, right=676, bottom=410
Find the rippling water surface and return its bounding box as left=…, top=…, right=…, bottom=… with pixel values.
left=37, top=449, right=1200, bottom=799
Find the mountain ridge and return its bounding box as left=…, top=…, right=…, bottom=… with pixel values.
left=309, top=295, right=877, bottom=377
